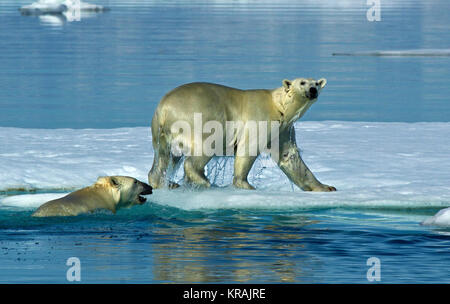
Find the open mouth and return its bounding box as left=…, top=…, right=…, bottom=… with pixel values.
left=138, top=195, right=147, bottom=204
left=138, top=185, right=153, bottom=204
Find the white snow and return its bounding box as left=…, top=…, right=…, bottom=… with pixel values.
left=0, top=122, right=449, bottom=216
left=0, top=127, right=153, bottom=191
left=1, top=193, right=67, bottom=209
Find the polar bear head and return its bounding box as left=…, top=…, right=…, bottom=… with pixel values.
left=278, top=77, right=327, bottom=123
left=283, top=77, right=327, bottom=101
left=96, top=176, right=153, bottom=209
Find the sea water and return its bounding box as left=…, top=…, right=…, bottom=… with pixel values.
left=0, top=0, right=449, bottom=283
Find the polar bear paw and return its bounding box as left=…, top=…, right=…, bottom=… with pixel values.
left=233, top=179, right=256, bottom=190
left=314, top=184, right=337, bottom=192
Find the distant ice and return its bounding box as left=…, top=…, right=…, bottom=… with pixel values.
left=333, top=49, right=450, bottom=57
left=0, top=122, right=449, bottom=213
left=19, top=0, right=108, bottom=15
left=20, top=0, right=107, bottom=13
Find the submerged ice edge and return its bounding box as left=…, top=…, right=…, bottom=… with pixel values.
left=1, top=189, right=449, bottom=227
left=2, top=188, right=449, bottom=210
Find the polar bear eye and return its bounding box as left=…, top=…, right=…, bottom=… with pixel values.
left=300, top=81, right=306, bottom=86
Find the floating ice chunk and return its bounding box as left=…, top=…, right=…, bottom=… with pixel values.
left=20, top=0, right=67, bottom=14
left=19, top=0, right=108, bottom=15
left=333, top=49, right=450, bottom=57
left=422, top=207, right=450, bottom=227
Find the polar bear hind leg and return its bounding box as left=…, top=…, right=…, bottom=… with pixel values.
left=184, top=156, right=212, bottom=188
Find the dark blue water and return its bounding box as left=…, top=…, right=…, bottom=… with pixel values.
left=0, top=0, right=449, bottom=283
left=1, top=204, right=449, bottom=283
left=0, top=0, right=449, bottom=128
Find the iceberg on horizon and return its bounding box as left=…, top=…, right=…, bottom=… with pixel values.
left=332, top=49, right=450, bottom=57
left=19, top=0, right=109, bottom=15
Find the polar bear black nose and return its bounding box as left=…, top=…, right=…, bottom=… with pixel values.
left=309, top=87, right=318, bottom=98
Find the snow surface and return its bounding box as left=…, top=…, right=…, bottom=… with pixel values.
left=0, top=122, right=449, bottom=225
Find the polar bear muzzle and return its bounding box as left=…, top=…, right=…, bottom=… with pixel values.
left=308, top=87, right=318, bottom=99
left=138, top=182, right=153, bottom=204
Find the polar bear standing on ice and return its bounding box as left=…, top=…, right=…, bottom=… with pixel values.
left=148, top=78, right=336, bottom=192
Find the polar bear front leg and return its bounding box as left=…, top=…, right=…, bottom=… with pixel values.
left=276, top=141, right=336, bottom=192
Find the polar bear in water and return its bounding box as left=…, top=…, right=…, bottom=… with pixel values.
left=32, top=176, right=152, bottom=217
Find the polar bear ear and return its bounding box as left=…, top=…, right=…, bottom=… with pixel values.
left=282, top=79, right=292, bottom=92
left=110, top=177, right=120, bottom=188
left=318, top=78, right=327, bottom=89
